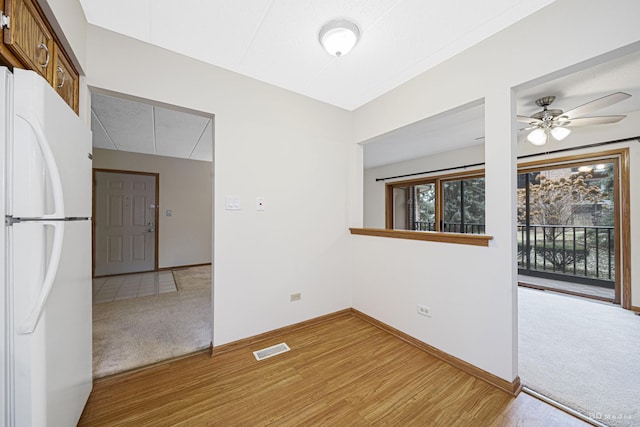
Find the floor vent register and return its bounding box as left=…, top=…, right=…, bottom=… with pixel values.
left=253, top=343, right=290, bottom=361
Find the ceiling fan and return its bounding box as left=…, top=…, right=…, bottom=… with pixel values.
left=518, top=92, right=631, bottom=145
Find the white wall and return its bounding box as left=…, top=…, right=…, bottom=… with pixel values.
left=92, top=149, right=213, bottom=269
left=352, top=0, right=640, bottom=382
left=85, top=26, right=354, bottom=346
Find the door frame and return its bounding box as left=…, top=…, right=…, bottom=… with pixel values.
left=92, top=168, right=160, bottom=278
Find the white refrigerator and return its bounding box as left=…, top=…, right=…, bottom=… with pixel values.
left=1, top=67, right=93, bottom=426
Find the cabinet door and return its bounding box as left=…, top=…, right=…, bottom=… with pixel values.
left=52, top=43, right=79, bottom=113
left=3, top=0, right=53, bottom=79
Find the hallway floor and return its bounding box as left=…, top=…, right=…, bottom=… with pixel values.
left=92, top=265, right=211, bottom=378
left=92, top=271, right=177, bottom=304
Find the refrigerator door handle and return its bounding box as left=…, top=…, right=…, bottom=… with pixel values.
left=16, top=111, right=66, bottom=219
left=17, top=221, right=65, bottom=334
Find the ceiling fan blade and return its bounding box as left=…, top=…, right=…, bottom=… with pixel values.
left=562, top=115, right=626, bottom=127
left=517, top=115, right=542, bottom=124
left=562, top=92, right=631, bottom=118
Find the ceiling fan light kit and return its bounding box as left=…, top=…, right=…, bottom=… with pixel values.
left=518, top=92, right=631, bottom=146
left=527, top=128, right=547, bottom=145
left=319, top=20, right=360, bottom=57
left=550, top=126, right=571, bottom=141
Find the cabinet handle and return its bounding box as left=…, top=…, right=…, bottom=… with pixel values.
left=56, top=66, right=65, bottom=88
left=39, top=43, right=50, bottom=69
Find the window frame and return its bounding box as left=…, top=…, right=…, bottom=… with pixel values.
left=385, top=169, right=486, bottom=233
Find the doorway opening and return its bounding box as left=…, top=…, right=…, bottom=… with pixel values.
left=515, top=147, right=635, bottom=427
left=89, top=89, right=214, bottom=378
left=514, top=45, right=640, bottom=426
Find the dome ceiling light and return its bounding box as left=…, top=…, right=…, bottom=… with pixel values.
left=319, top=20, right=360, bottom=57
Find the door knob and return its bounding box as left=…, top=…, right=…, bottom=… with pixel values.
left=147, top=221, right=155, bottom=232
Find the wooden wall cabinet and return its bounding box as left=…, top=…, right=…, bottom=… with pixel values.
left=1, top=0, right=80, bottom=114
left=3, top=0, right=52, bottom=79
left=52, top=42, right=78, bottom=112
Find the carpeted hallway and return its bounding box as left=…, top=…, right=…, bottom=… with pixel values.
left=92, top=265, right=212, bottom=378
left=519, top=287, right=640, bottom=426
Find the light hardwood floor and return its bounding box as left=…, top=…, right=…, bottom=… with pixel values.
left=79, top=313, right=587, bottom=426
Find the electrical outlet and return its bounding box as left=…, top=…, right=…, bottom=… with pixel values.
left=417, top=304, right=431, bottom=317
left=290, top=292, right=302, bottom=302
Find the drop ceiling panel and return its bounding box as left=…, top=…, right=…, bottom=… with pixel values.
left=90, top=93, right=214, bottom=161
left=190, top=120, right=214, bottom=162
left=90, top=110, right=116, bottom=150
left=91, top=93, right=155, bottom=153
left=153, top=106, right=210, bottom=158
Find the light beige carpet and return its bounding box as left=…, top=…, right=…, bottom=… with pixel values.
left=519, top=287, right=640, bottom=426
left=92, top=266, right=212, bottom=378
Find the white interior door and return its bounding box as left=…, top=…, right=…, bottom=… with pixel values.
left=94, top=171, right=157, bottom=276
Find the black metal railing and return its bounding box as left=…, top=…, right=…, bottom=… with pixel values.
left=442, top=222, right=486, bottom=234
left=414, top=221, right=436, bottom=231
left=517, top=224, right=615, bottom=287
left=413, top=222, right=485, bottom=234
left=412, top=222, right=615, bottom=287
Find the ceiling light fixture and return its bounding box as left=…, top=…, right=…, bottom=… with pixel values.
left=527, top=128, right=547, bottom=146
left=319, top=20, right=360, bottom=57
left=550, top=126, right=571, bottom=141
left=520, top=92, right=632, bottom=147
left=526, top=124, right=571, bottom=146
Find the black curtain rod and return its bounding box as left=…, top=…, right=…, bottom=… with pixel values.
left=375, top=136, right=640, bottom=182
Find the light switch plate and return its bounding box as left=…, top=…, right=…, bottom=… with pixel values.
left=225, top=196, right=241, bottom=210
left=166, top=209, right=172, bottom=217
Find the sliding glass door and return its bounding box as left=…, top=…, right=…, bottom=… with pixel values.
left=517, top=161, right=616, bottom=291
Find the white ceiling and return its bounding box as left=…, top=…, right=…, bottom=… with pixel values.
left=82, top=1, right=639, bottom=167
left=79, top=0, right=555, bottom=111
left=91, top=93, right=213, bottom=161
left=363, top=101, right=485, bottom=169
left=84, top=0, right=556, bottom=162
left=363, top=49, right=640, bottom=169
left=516, top=50, right=640, bottom=118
